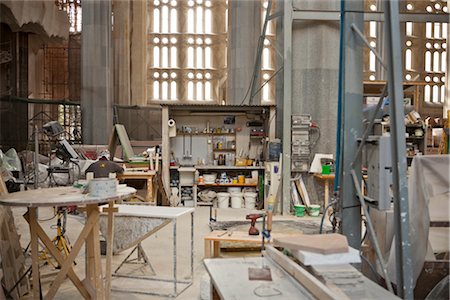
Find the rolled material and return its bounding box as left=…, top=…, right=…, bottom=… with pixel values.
left=168, top=119, right=176, bottom=137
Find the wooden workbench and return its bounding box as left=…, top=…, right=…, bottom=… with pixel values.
left=204, top=230, right=299, bottom=258
left=117, top=170, right=156, bottom=202
left=204, top=257, right=315, bottom=300
left=0, top=186, right=136, bottom=299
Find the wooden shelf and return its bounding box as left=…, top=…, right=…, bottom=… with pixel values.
left=176, top=132, right=236, bottom=136
left=198, top=183, right=257, bottom=187
left=212, top=149, right=235, bottom=152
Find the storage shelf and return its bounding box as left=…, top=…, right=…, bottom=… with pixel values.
left=212, top=149, right=235, bottom=152
left=198, top=183, right=257, bottom=187
left=176, top=132, right=236, bottom=136
left=195, top=165, right=265, bottom=170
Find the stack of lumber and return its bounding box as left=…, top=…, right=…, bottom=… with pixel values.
left=0, top=177, right=29, bottom=299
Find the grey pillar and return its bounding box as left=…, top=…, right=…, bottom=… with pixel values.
left=130, top=0, right=148, bottom=106
left=339, top=0, right=364, bottom=249
left=291, top=0, right=340, bottom=156
left=81, top=0, right=113, bottom=145
left=227, top=0, right=261, bottom=105
left=113, top=0, right=131, bottom=106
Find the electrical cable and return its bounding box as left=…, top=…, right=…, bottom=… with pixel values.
left=248, top=66, right=284, bottom=100
left=319, top=199, right=337, bottom=234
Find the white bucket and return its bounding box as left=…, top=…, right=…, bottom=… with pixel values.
left=227, top=187, right=241, bottom=194
left=230, top=192, right=243, bottom=208
left=217, top=192, right=230, bottom=208
left=244, top=192, right=258, bottom=209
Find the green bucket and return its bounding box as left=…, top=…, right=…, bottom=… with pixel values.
left=321, top=165, right=331, bottom=174
left=308, top=205, right=321, bottom=217
left=294, top=205, right=305, bottom=217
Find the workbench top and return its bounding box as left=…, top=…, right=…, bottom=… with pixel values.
left=0, top=186, right=136, bottom=207
left=101, top=204, right=194, bottom=219
left=204, top=257, right=315, bottom=300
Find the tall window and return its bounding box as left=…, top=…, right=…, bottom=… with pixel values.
left=364, top=0, right=448, bottom=104
left=149, top=0, right=227, bottom=103
left=55, top=0, right=82, bottom=33
left=422, top=1, right=447, bottom=103
left=260, top=0, right=276, bottom=104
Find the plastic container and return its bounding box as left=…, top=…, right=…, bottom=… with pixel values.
left=203, top=173, right=217, bottom=184
left=230, top=192, right=243, bottom=208
left=238, top=175, right=245, bottom=184
left=227, top=187, right=241, bottom=194
left=244, top=192, right=258, bottom=209
left=308, top=205, right=321, bottom=216
left=294, top=205, right=305, bottom=217
left=217, top=192, right=230, bottom=208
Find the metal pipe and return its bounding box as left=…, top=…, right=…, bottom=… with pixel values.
left=383, top=1, right=414, bottom=298
left=351, top=24, right=386, bottom=69
left=173, top=220, right=177, bottom=295
left=34, top=126, right=39, bottom=189
left=351, top=169, right=394, bottom=294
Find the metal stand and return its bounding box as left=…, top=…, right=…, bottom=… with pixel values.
left=111, top=212, right=194, bottom=297
left=337, top=1, right=413, bottom=298
left=114, top=243, right=156, bottom=275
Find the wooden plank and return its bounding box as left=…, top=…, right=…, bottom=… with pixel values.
left=264, top=245, right=338, bottom=300
left=28, top=208, right=41, bottom=300
left=296, top=176, right=311, bottom=207
left=105, top=201, right=115, bottom=299
left=204, top=231, right=300, bottom=244
left=274, top=234, right=349, bottom=255
left=115, top=124, right=135, bottom=161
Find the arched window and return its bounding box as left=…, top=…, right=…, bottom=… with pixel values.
left=170, top=8, right=178, bottom=33
left=153, top=81, right=160, bottom=99
left=161, top=81, right=169, bottom=100
left=205, top=81, right=212, bottom=101
left=405, top=49, right=412, bottom=70
left=424, top=85, right=431, bottom=102
left=150, top=0, right=226, bottom=102
left=154, top=8, right=160, bottom=32
left=196, top=82, right=203, bottom=100
left=187, top=81, right=194, bottom=100
left=162, top=47, right=169, bottom=68
left=171, top=81, right=177, bottom=100
left=196, top=47, right=203, bottom=69
left=153, top=46, right=160, bottom=67
left=161, top=6, right=169, bottom=33
left=170, top=47, right=177, bottom=68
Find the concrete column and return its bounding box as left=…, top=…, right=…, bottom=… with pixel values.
left=113, top=0, right=131, bottom=106
left=130, top=0, right=148, bottom=106
left=227, top=0, right=261, bottom=104
left=291, top=0, right=340, bottom=156
left=81, top=0, right=113, bottom=145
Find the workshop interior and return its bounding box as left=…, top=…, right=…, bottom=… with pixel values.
left=0, top=0, right=449, bottom=299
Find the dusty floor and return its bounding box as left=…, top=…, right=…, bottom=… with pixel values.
left=12, top=205, right=325, bottom=299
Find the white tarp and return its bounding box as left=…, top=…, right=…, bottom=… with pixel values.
left=387, top=155, right=450, bottom=285
left=0, top=0, right=69, bottom=40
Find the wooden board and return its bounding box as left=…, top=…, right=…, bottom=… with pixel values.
left=204, top=257, right=315, bottom=300
left=204, top=230, right=300, bottom=243
left=263, top=246, right=338, bottom=300
left=108, top=124, right=135, bottom=161
left=274, top=233, right=349, bottom=255
left=295, top=176, right=311, bottom=207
